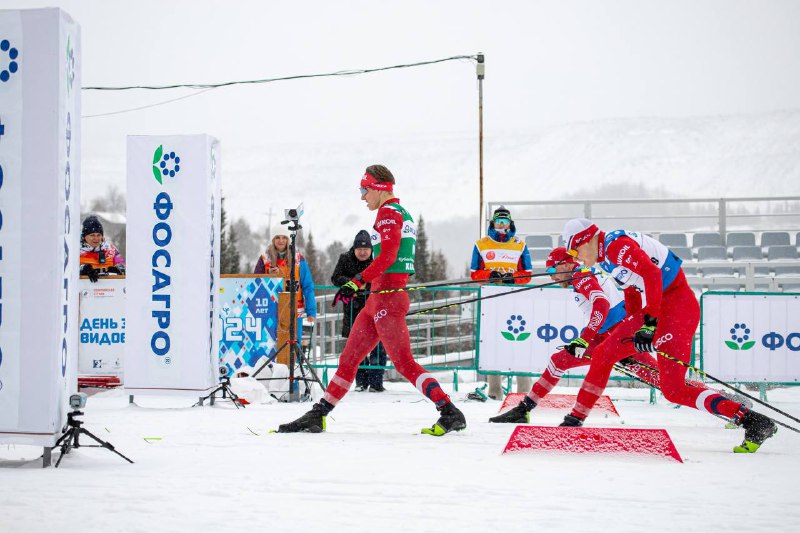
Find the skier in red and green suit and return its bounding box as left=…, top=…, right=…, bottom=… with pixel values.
left=277, top=165, right=466, bottom=435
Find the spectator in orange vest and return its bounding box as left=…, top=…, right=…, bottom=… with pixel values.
left=80, top=215, right=125, bottom=283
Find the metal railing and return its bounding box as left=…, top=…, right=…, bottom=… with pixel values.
left=307, top=285, right=480, bottom=387
left=488, top=196, right=800, bottom=239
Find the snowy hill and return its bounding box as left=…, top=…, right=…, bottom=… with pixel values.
left=81, top=110, right=800, bottom=274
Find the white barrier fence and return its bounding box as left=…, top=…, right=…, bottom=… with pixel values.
left=701, top=292, right=800, bottom=383
left=478, top=285, right=584, bottom=374
left=78, top=277, right=125, bottom=376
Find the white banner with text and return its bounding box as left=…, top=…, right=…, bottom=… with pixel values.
left=125, top=135, right=220, bottom=395
left=702, top=293, right=800, bottom=382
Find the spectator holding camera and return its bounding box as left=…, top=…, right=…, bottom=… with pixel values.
left=332, top=230, right=387, bottom=392
left=254, top=224, right=317, bottom=342
left=470, top=205, right=533, bottom=399
left=80, top=215, right=125, bottom=283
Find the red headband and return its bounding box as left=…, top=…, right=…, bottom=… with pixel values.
left=568, top=224, right=599, bottom=251
left=361, top=173, right=394, bottom=192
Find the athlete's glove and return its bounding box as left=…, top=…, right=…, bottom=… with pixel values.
left=488, top=270, right=504, bottom=281
left=80, top=263, right=99, bottom=283
left=284, top=280, right=300, bottom=292
left=333, top=278, right=364, bottom=306
left=633, top=315, right=658, bottom=353
left=565, top=337, right=590, bottom=358
left=106, top=266, right=124, bottom=275
left=501, top=272, right=516, bottom=284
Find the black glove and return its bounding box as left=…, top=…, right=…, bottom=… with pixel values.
left=565, top=337, right=590, bottom=358
left=633, top=315, right=658, bottom=353
left=106, top=266, right=124, bottom=275
left=284, top=280, right=300, bottom=292
left=81, top=264, right=99, bottom=283
left=332, top=279, right=364, bottom=306
left=501, top=272, right=516, bottom=284
left=488, top=270, right=503, bottom=281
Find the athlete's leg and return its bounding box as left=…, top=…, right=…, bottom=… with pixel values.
left=528, top=348, right=591, bottom=403
left=373, top=292, right=451, bottom=407
left=656, top=285, right=741, bottom=418
left=321, top=308, right=380, bottom=408
left=569, top=314, right=643, bottom=420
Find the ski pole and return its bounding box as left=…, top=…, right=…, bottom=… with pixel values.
left=406, top=271, right=599, bottom=317
left=598, top=348, right=800, bottom=433
left=362, top=270, right=556, bottom=296
left=607, top=358, right=746, bottom=425
left=651, top=350, right=800, bottom=427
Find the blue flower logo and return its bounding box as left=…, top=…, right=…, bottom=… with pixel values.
left=501, top=314, right=531, bottom=341
left=151, top=145, right=181, bottom=184
left=1, top=39, right=19, bottom=82
left=725, top=323, right=755, bottom=351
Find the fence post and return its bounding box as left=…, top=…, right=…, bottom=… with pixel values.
left=719, top=198, right=727, bottom=240
left=583, top=201, right=592, bottom=219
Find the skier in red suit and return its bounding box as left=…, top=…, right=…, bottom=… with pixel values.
left=278, top=165, right=466, bottom=435
left=558, top=219, right=777, bottom=453
left=489, top=247, right=660, bottom=423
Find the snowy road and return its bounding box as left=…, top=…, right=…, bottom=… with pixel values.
left=1, top=382, right=798, bottom=533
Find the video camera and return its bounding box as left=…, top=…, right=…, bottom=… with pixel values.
left=284, top=203, right=304, bottom=223
left=69, top=392, right=87, bottom=410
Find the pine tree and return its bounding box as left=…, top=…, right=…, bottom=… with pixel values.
left=304, top=232, right=322, bottom=278
left=428, top=249, right=449, bottom=281
left=220, top=198, right=242, bottom=274
left=324, top=240, right=347, bottom=284
left=414, top=215, right=430, bottom=282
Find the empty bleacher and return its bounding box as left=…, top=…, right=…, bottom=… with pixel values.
left=510, top=195, right=800, bottom=294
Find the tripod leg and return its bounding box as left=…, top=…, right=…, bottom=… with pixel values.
left=81, top=428, right=134, bottom=464
left=296, top=345, right=324, bottom=389
left=223, top=383, right=245, bottom=409
left=54, top=429, right=76, bottom=468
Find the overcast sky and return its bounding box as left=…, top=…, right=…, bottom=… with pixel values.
left=6, top=0, right=800, bottom=249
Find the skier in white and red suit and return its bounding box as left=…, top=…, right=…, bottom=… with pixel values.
left=558, top=219, right=777, bottom=453
left=278, top=165, right=466, bottom=436
left=489, top=247, right=661, bottom=423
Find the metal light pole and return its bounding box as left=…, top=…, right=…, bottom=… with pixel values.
left=477, top=52, right=485, bottom=238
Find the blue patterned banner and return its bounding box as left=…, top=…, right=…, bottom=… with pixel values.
left=218, top=276, right=283, bottom=376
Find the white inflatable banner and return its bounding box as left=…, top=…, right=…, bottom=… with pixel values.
left=478, top=286, right=584, bottom=374
left=702, top=293, right=800, bottom=382
left=78, top=278, right=125, bottom=376
left=0, top=8, right=80, bottom=445
left=125, top=135, right=220, bottom=395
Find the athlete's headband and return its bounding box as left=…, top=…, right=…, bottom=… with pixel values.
left=360, top=173, right=394, bottom=193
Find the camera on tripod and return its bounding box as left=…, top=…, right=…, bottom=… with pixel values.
left=283, top=203, right=304, bottom=224
left=69, top=392, right=87, bottom=410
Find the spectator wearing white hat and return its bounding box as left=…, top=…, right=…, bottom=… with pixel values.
left=254, top=224, right=317, bottom=343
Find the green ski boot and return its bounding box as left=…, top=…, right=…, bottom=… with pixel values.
left=732, top=407, right=777, bottom=453
left=421, top=402, right=466, bottom=436
left=276, top=400, right=332, bottom=433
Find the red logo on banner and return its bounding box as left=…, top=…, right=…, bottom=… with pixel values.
left=486, top=251, right=496, bottom=260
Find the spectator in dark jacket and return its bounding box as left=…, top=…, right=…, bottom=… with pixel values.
left=331, top=230, right=387, bottom=391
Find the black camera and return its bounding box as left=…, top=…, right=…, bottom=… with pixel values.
left=284, top=203, right=304, bottom=223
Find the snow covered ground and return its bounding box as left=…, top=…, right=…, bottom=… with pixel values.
left=1, top=379, right=798, bottom=533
